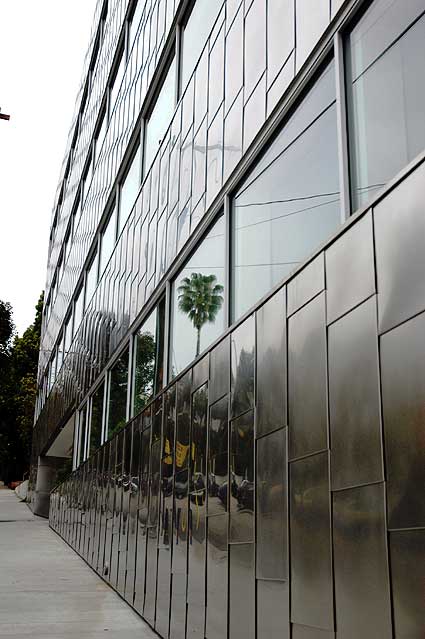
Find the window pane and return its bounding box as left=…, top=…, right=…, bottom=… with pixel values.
left=89, top=381, right=104, bottom=454
left=64, top=314, right=73, bottom=355
left=181, top=0, right=221, bottom=92
left=94, top=108, right=107, bottom=167
left=347, top=5, right=425, bottom=209
left=99, top=207, right=117, bottom=277
left=78, top=405, right=87, bottom=465
left=232, top=63, right=340, bottom=321
left=170, top=215, right=225, bottom=378
left=110, top=48, right=125, bottom=114
left=118, top=146, right=141, bottom=236
left=145, top=57, right=176, bottom=174
left=132, top=301, right=166, bottom=415
left=73, top=286, right=84, bottom=337
left=108, top=348, right=129, bottom=438
left=85, top=251, right=98, bottom=309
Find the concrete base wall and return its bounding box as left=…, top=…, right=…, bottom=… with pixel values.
left=32, top=456, right=65, bottom=518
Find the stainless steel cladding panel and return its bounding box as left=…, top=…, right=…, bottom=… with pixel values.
left=229, top=410, right=254, bottom=543
left=256, top=288, right=286, bottom=437
left=328, top=297, right=383, bottom=490
left=380, top=312, right=425, bottom=529
left=256, top=428, right=287, bottom=580
left=333, top=483, right=392, bottom=639
left=290, top=452, right=333, bottom=630
left=288, top=293, right=327, bottom=459
left=206, top=514, right=228, bottom=639
left=325, top=212, right=375, bottom=324
left=257, top=580, right=290, bottom=639
left=231, top=316, right=255, bottom=419
left=229, top=543, right=255, bottom=639
left=374, top=162, right=425, bottom=333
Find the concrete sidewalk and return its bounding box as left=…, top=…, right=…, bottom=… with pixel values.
left=0, top=490, right=156, bottom=638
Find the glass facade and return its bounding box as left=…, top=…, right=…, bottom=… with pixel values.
left=107, top=347, right=129, bottom=439
left=232, top=62, right=340, bottom=320
left=36, top=2, right=425, bottom=635
left=170, top=215, right=225, bottom=377
left=132, top=299, right=165, bottom=415
left=347, top=0, right=425, bottom=208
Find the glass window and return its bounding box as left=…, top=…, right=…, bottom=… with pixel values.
left=132, top=299, right=165, bottom=415
left=64, top=312, right=73, bottom=356
left=347, top=1, right=425, bottom=209
left=180, top=0, right=221, bottom=93
left=118, top=145, right=141, bottom=236
left=145, top=57, right=176, bottom=174
left=85, top=251, right=98, bottom=310
left=89, top=381, right=104, bottom=455
left=57, top=332, right=65, bottom=374
left=129, top=0, right=144, bottom=51
left=170, top=214, right=225, bottom=378
left=78, top=405, right=88, bottom=466
left=99, top=207, right=117, bottom=277
left=107, top=347, right=129, bottom=439
left=109, top=46, right=125, bottom=115
left=232, top=62, right=340, bottom=321
left=73, top=285, right=84, bottom=338
left=94, top=107, right=107, bottom=167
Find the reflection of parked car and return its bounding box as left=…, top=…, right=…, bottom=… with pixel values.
left=208, top=473, right=219, bottom=497
left=237, top=479, right=254, bottom=511
left=190, top=473, right=205, bottom=505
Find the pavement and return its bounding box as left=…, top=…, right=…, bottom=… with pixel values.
left=0, top=490, right=156, bottom=638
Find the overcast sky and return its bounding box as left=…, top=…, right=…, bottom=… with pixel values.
left=0, top=0, right=97, bottom=336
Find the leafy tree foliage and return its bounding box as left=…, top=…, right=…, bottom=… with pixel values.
left=0, top=293, right=43, bottom=483
left=177, top=273, right=224, bottom=357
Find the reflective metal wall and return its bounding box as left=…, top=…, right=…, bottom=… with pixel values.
left=50, top=156, right=425, bottom=638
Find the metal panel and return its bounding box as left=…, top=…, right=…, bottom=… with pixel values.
left=125, top=422, right=140, bottom=603
left=325, top=212, right=375, bottom=324
left=287, top=253, right=325, bottom=316
left=156, top=548, right=171, bottom=638
left=333, top=483, right=392, bottom=639
left=256, top=428, right=287, bottom=580
left=144, top=525, right=159, bottom=625
left=229, top=543, right=255, bottom=639
left=257, top=580, right=290, bottom=639
left=230, top=410, right=254, bottom=543
left=117, top=425, right=133, bottom=595
left=374, top=137, right=425, bottom=333
left=110, top=430, right=124, bottom=587
left=231, top=315, right=255, bottom=419
left=176, top=371, right=191, bottom=474
left=170, top=573, right=187, bottom=639
left=288, top=293, right=327, bottom=459
left=290, top=452, right=333, bottom=631
left=187, top=498, right=206, bottom=639
left=206, top=514, right=228, bottom=639
left=328, top=297, right=383, bottom=490
left=390, top=529, right=425, bottom=638
left=380, top=312, right=425, bottom=529
left=192, top=354, right=209, bottom=391
left=208, top=396, right=229, bottom=516
left=256, top=288, right=286, bottom=437
left=172, top=469, right=189, bottom=575
left=210, top=335, right=230, bottom=404
left=292, top=625, right=335, bottom=639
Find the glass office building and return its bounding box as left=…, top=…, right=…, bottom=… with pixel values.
left=32, top=0, right=425, bottom=637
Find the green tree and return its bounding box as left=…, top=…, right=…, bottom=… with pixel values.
left=0, top=294, right=43, bottom=483
left=177, top=273, right=224, bottom=358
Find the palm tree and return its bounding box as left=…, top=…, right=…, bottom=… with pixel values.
left=177, top=272, right=224, bottom=357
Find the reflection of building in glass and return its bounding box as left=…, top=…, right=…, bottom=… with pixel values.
left=33, top=1, right=425, bottom=638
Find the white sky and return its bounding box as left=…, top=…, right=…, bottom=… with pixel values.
left=0, top=0, right=97, bottom=336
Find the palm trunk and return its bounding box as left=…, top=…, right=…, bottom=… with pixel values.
left=196, top=327, right=201, bottom=357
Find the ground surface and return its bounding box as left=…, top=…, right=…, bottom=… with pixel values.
left=0, top=490, right=156, bottom=638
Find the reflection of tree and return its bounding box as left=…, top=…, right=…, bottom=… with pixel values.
left=232, top=348, right=254, bottom=417
left=178, top=273, right=224, bottom=357
left=133, top=332, right=156, bottom=414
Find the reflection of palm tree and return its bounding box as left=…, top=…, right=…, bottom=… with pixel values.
left=177, top=273, right=224, bottom=357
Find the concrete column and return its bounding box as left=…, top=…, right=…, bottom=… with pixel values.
left=32, top=456, right=64, bottom=518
